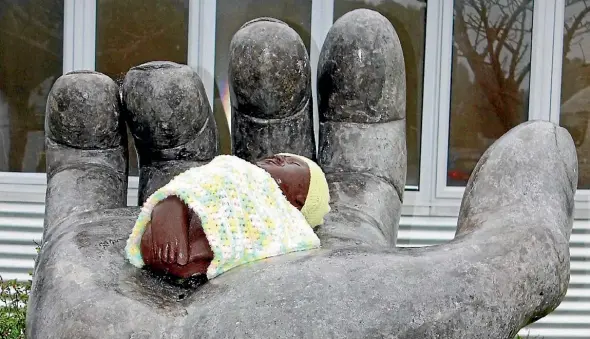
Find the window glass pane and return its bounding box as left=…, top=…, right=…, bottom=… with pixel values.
left=0, top=0, right=64, bottom=173
left=213, top=0, right=312, bottom=155
left=561, top=1, right=590, bottom=190
left=334, top=0, right=426, bottom=189
left=96, top=0, right=189, bottom=176
left=448, top=0, right=533, bottom=186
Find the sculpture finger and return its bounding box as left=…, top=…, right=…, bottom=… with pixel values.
left=229, top=18, right=315, bottom=162
left=452, top=120, right=576, bottom=319
left=121, top=61, right=219, bottom=204
left=317, top=9, right=406, bottom=248
left=456, top=121, right=577, bottom=240
left=44, top=71, right=128, bottom=236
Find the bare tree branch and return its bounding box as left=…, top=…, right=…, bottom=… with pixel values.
left=97, top=27, right=168, bottom=59
left=7, top=3, right=62, bottom=40
left=452, top=0, right=534, bottom=133
left=509, top=8, right=527, bottom=79
left=516, top=62, right=531, bottom=85
left=494, top=0, right=531, bottom=49
left=0, top=28, right=60, bottom=59
left=563, top=5, right=590, bottom=57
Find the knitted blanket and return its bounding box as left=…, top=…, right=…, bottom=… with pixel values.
left=125, top=155, right=321, bottom=279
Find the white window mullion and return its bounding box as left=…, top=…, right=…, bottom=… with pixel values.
left=528, top=0, right=557, bottom=121
left=70, top=0, right=96, bottom=71
left=403, top=0, right=447, bottom=214
left=188, top=0, right=216, bottom=111
left=549, top=0, right=566, bottom=124
left=310, top=0, right=334, bottom=153
left=434, top=0, right=460, bottom=201
left=63, top=0, right=75, bottom=74
left=71, top=0, right=84, bottom=70
left=542, top=0, right=589, bottom=216
left=82, top=0, right=96, bottom=71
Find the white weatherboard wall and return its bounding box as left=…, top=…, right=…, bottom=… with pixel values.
left=0, top=194, right=588, bottom=337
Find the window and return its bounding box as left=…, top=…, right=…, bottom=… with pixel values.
left=95, top=0, right=190, bottom=175
left=560, top=0, right=590, bottom=190
left=0, top=0, right=64, bottom=173
left=334, top=0, right=427, bottom=189
left=447, top=0, right=534, bottom=186
left=212, top=0, right=313, bottom=155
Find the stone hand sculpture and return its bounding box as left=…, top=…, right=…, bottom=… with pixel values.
left=27, top=9, right=577, bottom=339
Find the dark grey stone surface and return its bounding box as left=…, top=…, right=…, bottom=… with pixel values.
left=27, top=9, right=577, bottom=339
left=121, top=61, right=219, bottom=204
left=317, top=9, right=407, bottom=247
left=230, top=18, right=315, bottom=162
left=43, top=70, right=128, bottom=239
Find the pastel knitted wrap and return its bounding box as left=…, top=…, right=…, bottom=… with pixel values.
left=125, top=155, right=321, bottom=279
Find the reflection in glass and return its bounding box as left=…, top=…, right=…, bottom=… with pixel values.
left=334, top=0, right=427, bottom=189
left=448, top=0, right=533, bottom=186
left=0, top=0, right=64, bottom=172
left=213, top=0, right=312, bottom=155
left=96, top=0, right=189, bottom=175
left=561, top=1, right=590, bottom=189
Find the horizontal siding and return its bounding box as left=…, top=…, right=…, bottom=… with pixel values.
left=0, top=202, right=44, bottom=281
left=0, top=202, right=588, bottom=337
left=0, top=187, right=140, bottom=281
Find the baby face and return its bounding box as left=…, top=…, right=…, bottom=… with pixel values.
left=256, top=154, right=311, bottom=209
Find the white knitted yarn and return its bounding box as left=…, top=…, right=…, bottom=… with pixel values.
left=125, top=155, right=321, bottom=279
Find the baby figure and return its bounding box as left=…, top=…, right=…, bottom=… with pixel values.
left=125, top=153, right=331, bottom=280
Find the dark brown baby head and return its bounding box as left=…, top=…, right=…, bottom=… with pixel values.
left=256, top=154, right=311, bottom=210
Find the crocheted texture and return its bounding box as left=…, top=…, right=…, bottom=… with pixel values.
left=125, top=155, right=321, bottom=279
left=278, top=153, right=331, bottom=227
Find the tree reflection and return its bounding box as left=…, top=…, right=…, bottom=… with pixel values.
left=0, top=0, right=63, bottom=172
left=96, top=0, right=189, bottom=85
left=449, top=0, right=590, bottom=187
left=561, top=0, right=590, bottom=188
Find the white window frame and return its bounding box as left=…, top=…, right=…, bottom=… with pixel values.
left=426, top=0, right=589, bottom=219
left=0, top=0, right=587, bottom=219
left=188, top=0, right=215, bottom=108
left=548, top=0, right=590, bottom=219
left=311, top=0, right=335, bottom=150
left=400, top=0, right=446, bottom=216
left=0, top=0, right=96, bottom=203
